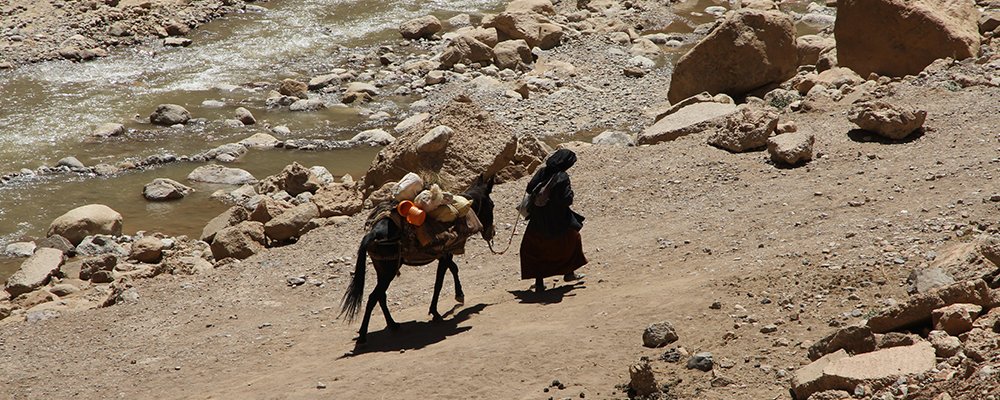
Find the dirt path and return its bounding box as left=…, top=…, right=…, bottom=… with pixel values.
left=2, top=80, right=998, bottom=398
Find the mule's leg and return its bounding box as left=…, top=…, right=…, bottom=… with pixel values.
left=429, top=259, right=448, bottom=322
left=358, top=261, right=397, bottom=343
left=445, top=255, right=464, bottom=304
left=377, top=260, right=400, bottom=331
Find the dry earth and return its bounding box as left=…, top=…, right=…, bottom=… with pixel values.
left=1, top=78, right=998, bottom=399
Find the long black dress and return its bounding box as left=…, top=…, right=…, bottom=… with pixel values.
left=519, top=152, right=587, bottom=280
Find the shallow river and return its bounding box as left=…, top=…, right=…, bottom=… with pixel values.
left=0, top=0, right=824, bottom=279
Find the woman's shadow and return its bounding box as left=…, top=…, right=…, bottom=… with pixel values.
left=508, top=281, right=585, bottom=304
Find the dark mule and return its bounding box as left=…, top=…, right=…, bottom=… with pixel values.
left=340, top=175, right=496, bottom=344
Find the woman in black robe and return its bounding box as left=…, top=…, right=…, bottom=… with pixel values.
left=520, top=149, right=587, bottom=292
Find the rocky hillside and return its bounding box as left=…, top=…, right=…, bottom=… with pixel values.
left=2, top=0, right=1000, bottom=399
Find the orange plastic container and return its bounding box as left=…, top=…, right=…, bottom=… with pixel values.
left=396, top=200, right=426, bottom=226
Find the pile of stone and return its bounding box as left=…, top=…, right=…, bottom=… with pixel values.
left=193, top=162, right=361, bottom=262
left=1, top=204, right=215, bottom=324
left=791, top=279, right=1000, bottom=399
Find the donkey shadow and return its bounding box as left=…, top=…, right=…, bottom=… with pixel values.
left=342, top=303, right=489, bottom=357
left=508, top=282, right=585, bottom=305
left=847, top=128, right=925, bottom=144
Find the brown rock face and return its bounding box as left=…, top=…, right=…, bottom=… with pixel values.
left=210, top=221, right=266, bottom=261
left=667, top=9, right=797, bottom=104
left=129, top=236, right=164, bottom=264
left=867, top=280, right=1000, bottom=333
left=821, top=342, right=936, bottom=392
left=255, top=162, right=322, bottom=197
left=931, top=303, right=982, bottom=336
left=201, top=206, right=249, bottom=243
left=796, top=34, right=836, bottom=66
left=847, top=101, right=927, bottom=140
left=47, top=204, right=124, bottom=245
left=278, top=79, right=309, bottom=99
left=835, top=0, right=980, bottom=77
left=4, top=248, right=64, bottom=298
left=486, top=11, right=563, bottom=50
left=399, top=15, right=442, bottom=40
left=493, top=39, right=533, bottom=70
left=808, top=325, right=877, bottom=361
left=440, top=35, right=495, bottom=68
left=264, top=203, right=319, bottom=242
left=362, top=100, right=520, bottom=195
left=311, top=184, right=364, bottom=217
left=707, top=104, right=779, bottom=152
left=767, top=131, right=814, bottom=166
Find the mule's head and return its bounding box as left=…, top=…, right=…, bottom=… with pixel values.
left=466, top=174, right=496, bottom=242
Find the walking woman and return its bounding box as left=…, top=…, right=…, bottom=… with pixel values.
left=520, top=148, right=587, bottom=292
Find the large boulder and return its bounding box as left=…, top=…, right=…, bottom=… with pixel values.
left=485, top=11, right=563, bottom=50
left=363, top=100, right=521, bottom=195
left=278, top=79, right=309, bottom=99
left=210, top=221, right=266, bottom=260
left=767, top=131, right=814, bottom=165
left=867, top=280, right=1000, bottom=333
left=796, top=34, right=836, bottom=66
left=807, top=325, right=877, bottom=361
left=440, top=35, right=495, bottom=68
left=312, top=183, right=364, bottom=217
left=187, top=164, right=257, bottom=185
left=493, top=39, right=533, bottom=70
left=668, top=9, right=797, bottom=104
left=143, top=178, right=193, bottom=201
left=835, top=0, right=980, bottom=77
left=399, top=15, right=442, bottom=40
left=847, top=101, right=927, bottom=140
left=4, top=248, right=63, bottom=298
left=707, top=104, right=779, bottom=152
left=638, top=101, right=737, bottom=145
left=264, top=203, right=319, bottom=241
left=448, top=26, right=499, bottom=47
left=75, top=235, right=127, bottom=257
left=931, top=303, right=982, bottom=336
left=350, top=129, right=396, bottom=146
left=201, top=206, right=249, bottom=242
left=792, top=343, right=936, bottom=399
left=130, top=236, right=164, bottom=263
left=248, top=196, right=290, bottom=224
left=255, top=162, right=322, bottom=196
left=47, top=204, right=123, bottom=245
left=149, top=104, right=191, bottom=126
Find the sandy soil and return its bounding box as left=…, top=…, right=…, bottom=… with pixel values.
left=1, top=78, right=998, bottom=399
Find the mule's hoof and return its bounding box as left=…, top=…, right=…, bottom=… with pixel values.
left=455, top=295, right=465, bottom=304
left=430, top=313, right=444, bottom=322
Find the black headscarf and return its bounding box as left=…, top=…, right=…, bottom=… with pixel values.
left=526, top=149, right=577, bottom=194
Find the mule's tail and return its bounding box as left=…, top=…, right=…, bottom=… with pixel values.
left=340, top=232, right=371, bottom=322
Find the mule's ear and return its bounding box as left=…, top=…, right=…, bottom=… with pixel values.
left=486, top=175, right=496, bottom=191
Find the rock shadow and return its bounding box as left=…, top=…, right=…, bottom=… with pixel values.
left=341, top=303, right=489, bottom=357
left=846, top=128, right=925, bottom=144
left=508, top=282, right=584, bottom=304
